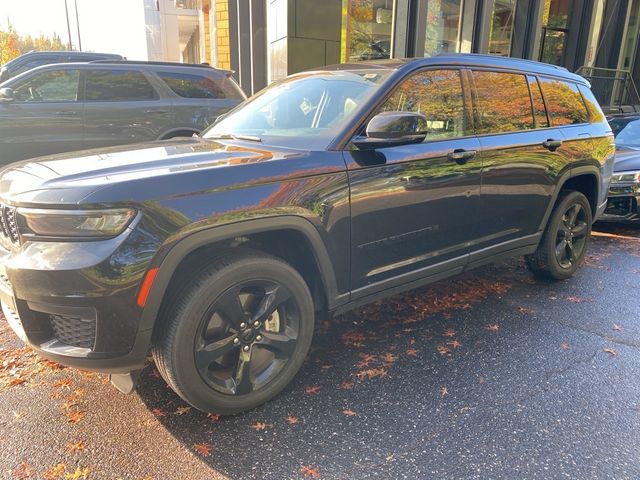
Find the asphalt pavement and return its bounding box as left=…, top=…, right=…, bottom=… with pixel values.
left=1, top=224, right=639, bottom=480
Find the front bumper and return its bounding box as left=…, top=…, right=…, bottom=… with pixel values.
left=598, top=183, right=640, bottom=223
left=0, top=220, right=159, bottom=374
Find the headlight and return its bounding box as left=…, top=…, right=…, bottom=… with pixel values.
left=611, top=170, right=640, bottom=184
left=17, top=208, right=136, bottom=238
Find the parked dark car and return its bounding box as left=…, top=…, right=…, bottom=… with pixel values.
left=0, top=50, right=123, bottom=83
left=599, top=114, right=640, bottom=223
left=0, top=54, right=614, bottom=414
left=0, top=61, right=246, bottom=164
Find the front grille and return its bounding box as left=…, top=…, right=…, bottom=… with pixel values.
left=50, top=314, right=96, bottom=349
left=0, top=204, right=20, bottom=246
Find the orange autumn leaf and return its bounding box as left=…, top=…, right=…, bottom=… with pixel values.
left=305, top=385, right=321, bottom=395
left=207, top=413, right=220, bottom=421
left=405, top=348, right=418, bottom=357
left=341, top=331, right=366, bottom=347
left=436, top=345, right=450, bottom=355
left=151, top=408, right=166, bottom=417
left=252, top=422, right=271, bottom=430
left=447, top=340, right=462, bottom=348
left=356, top=368, right=387, bottom=380
left=342, top=409, right=357, bottom=416
left=440, top=386, right=449, bottom=396
left=381, top=352, right=398, bottom=364
left=193, top=443, right=213, bottom=456
left=174, top=406, right=191, bottom=415
left=443, top=328, right=456, bottom=338
left=8, top=376, right=26, bottom=387
left=300, top=465, right=320, bottom=478
left=53, top=379, right=73, bottom=389
left=486, top=324, right=499, bottom=332
left=339, top=381, right=354, bottom=390
left=286, top=415, right=300, bottom=424
left=13, top=461, right=34, bottom=479
left=603, top=347, right=619, bottom=357
left=44, top=463, right=66, bottom=480
left=67, top=411, right=84, bottom=424
left=66, top=441, right=86, bottom=452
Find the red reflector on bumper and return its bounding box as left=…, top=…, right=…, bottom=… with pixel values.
left=137, top=267, right=159, bottom=308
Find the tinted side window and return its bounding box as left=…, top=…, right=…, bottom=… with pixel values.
left=85, top=69, right=157, bottom=101
left=577, top=84, right=606, bottom=123
left=539, top=78, right=588, bottom=126
left=13, top=58, right=56, bottom=75
left=156, top=71, right=225, bottom=99
left=527, top=75, right=549, bottom=128
left=472, top=71, right=534, bottom=134
left=379, top=69, right=468, bottom=140
left=13, top=69, right=80, bottom=102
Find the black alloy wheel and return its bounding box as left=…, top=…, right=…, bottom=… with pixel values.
left=194, top=280, right=300, bottom=396
left=527, top=190, right=593, bottom=280
left=152, top=251, right=314, bottom=414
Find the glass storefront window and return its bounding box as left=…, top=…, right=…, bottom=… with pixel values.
left=488, top=0, right=516, bottom=56
left=341, top=0, right=395, bottom=62
left=539, top=0, right=572, bottom=65
left=620, top=0, right=640, bottom=71
left=424, top=0, right=464, bottom=56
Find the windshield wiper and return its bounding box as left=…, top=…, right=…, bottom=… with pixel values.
left=207, top=133, right=262, bottom=143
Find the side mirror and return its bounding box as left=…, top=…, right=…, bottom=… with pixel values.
left=353, top=111, right=427, bottom=150
left=0, top=87, right=14, bottom=102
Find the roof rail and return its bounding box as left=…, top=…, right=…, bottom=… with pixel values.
left=88, top=60, right=213, bottom=69
left=439, top=53, right=569, bottom=71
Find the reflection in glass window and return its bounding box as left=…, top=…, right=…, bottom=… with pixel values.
left=378, top=69, right=468, bottom=140
left=472, top=71, right=534, bottom=134
left=157, top=72, right=227, bottom=99
left=85, top=69, right=157, bottom=102
left=341, top=0, right=394, bottom=62
left=488, top=0, right=516, bottom=56
left=13, top=69, right=80, bottom=103
left=539, top=78, right=588, bottom=126
left=578, top=84, right=605, bottom=123
left=424, top=0, right=464, bottom=56
left=538, top=0, right=572, bottom=65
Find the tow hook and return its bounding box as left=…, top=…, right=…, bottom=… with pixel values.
left=109, top=369, right=142, bottom=394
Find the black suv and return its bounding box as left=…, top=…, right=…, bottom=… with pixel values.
left=0, top=55, right=614, bottom=414
left=0, top=50, right=123, bottom=83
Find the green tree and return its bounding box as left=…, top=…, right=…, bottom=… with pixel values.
left=0, top=24, right=68, bottom=64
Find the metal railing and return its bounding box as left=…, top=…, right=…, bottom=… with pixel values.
left=576, top=66, right=640, bottom=113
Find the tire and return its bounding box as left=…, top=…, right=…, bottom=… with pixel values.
left=526, top=190, right=592, bottom=280
left=152, top=251, right=314, bottom=414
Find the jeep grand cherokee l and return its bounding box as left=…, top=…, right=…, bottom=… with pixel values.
left=0, top=55, right=614, bottom=414
left=0, top=61, right=245, bottom=164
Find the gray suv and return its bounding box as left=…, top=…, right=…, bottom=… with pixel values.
left=0, top=61, right=245, bottom=164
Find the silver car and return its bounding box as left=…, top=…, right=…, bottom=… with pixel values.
left=0, top=61, right=245, bottom=164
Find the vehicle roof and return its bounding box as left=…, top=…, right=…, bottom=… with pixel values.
left=16, top=60, right=232, bottom=77
left=322, top=53, right=588, bottom=85
left=15, top=50, right=121, bottom=58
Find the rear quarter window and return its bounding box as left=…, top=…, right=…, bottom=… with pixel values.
left=539, top=78, right=589, bottom=126
left=156, top=71, right=244, bottom=100
left=577, top=84, right=606, bottom=123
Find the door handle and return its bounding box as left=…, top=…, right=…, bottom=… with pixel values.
left=447, top=149, right=476, bottom=165
left=542, top=139, right=563, bottom=151
left=55, top=111, right=78, bottom=116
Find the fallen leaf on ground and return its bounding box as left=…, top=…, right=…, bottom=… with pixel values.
left=13, top=462, right=34, bottom=479
left=53, top=379, right=73, bottom=389
left=560, top=342, right=570, bottom=350
left=405, top=348, right=418, bottom=357
left=67, top=411, right=84, bottom=424
left=305, top=386, right=321, bottom=395
left=486, top=324, right=499, bottom=332
left=612, top=324, right=623, bottom=331
left=447, top=340, right=462, bottom=348
left=300, top=465, right=320, bottom=478
left=66, top=441, right=86, bottom=452
left=436, top=345, right=450, bottom=355
left=286, top=415, right=300, bottom=424
left=342, top=409, right=357, bottom=416
left=151, top=408, right=165, bottom=417
left=174, top=406, right=191, bottom=415
left=193, top=443, right=212, bottom=456
left=440, top=386, right=448, bottom=396
left=44, top=463, right=66, bottom=480
left=64, top=467, right=90, bottom=480
left=339, top=381, right=354, bottom=390
left=356, top=368, right=387, bottom=380
left=603, top=347, right=619, bottom=357
left=443, top=328, right=456, bottom=338
left=566, top=296, right=592, bottom=303
left=252, top=422, right=270, bottom=430
left=341, top=331, right=366, bottom=347
left=207, top=413, right=220, bottom=421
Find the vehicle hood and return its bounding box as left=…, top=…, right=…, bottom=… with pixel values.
left=0, top=138, right=306, bottom=205
left=613, top=147, right=640, bottom=173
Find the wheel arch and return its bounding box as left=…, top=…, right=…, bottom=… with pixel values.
left=139, top=216, right=342, bottom=332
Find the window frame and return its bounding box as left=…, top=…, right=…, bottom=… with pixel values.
left=81, top=68, right=160, bottom=103
left=348, top=66, right=476, bottom=147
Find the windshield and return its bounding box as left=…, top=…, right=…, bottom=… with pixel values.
left=203, top=70, right=391, bottom=150
left=609, top=117, right=640, bottom=148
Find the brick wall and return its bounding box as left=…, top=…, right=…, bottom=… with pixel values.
left=215, top=0, right=231, bottom=70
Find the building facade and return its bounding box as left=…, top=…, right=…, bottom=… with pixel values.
left=138, top=0, right=640, bottom=108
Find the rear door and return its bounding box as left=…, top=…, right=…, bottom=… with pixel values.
left=470, top=70, right=567, bottom=253
left=0, top=67, right=83, bottom=164
left=153, top=69, right=245, bottom=134
left=82, top=68, right=173, bottom=149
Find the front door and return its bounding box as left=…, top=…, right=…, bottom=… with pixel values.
left=345, top=68, right=482, bottom=296
left=0, top=68, right=83, bottom=164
